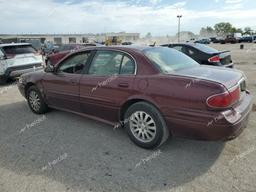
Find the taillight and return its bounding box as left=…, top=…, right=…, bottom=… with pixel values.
left=208, top=55, right=220, bottom=63
left=207, top=86, right=240, bottom=108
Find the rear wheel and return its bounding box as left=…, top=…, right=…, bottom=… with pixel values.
left=124, top=102, right=169, bottom=149
left=27, top=86, right=49, bottom=114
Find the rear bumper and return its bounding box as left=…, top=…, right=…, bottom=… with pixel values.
left=165, top=92, right=253, bottom=140
left=5, top=63, right=43, bottom=78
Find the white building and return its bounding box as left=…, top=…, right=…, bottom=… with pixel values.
left=0, top=32, right=140, bottom=44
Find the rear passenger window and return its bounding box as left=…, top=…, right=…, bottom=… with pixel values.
left=120, top=55, right=135, bottom=75
left=89, top=51, right=135, bottom=76
left=89, top=51, right=122, bottom=75
left=172, top=46, right=183, bottom=52
left=187, top=48, right=195, bottom=55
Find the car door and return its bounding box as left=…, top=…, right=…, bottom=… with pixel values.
left=43, top=51, right=92, bottom=112
left=79, top=50, right=136, bottom=122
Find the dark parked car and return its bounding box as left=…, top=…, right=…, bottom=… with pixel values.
left=239, top=36, right=253, bottom=43
left=45, top=43, right=98, bottom=66
left=194, top=39, right=211, bottom=44
left=122, top=42, right=133, bottom=45
left=253, top=36, right=256, bottom=43
left=220, top=35, right=238, bottom=44
left=210, top=37, right=223, bottom=43
left=18, top=46, right=252, bottom=149
left=161, top=43, right=234, bottom=68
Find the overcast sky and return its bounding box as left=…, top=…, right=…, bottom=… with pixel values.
left=0, top=0, right=255, bottom=36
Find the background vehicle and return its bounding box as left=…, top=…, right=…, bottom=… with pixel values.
left=122, top=42, right=133, bottom=45
left=105, top=36, right=122, bottom=46
left=239, top=36, right=253, bottom=43
left=220, top=35, right=238, bottom=44
left=253, top=36, right=256, bottom=43
left=18, top=46, right=252, bottom=149
left=210, top=37, right=223, bottom=43
left=194, top=38, right=211, bottom=44
left=0, top=43, right=43, bottom=84
left=161, top=43, right=234, bottom=68
left=45, top=43, right=97, bottom=66
left=0, top=38, right=43, bottom=51
left=41, top=42, right=59, bottom=56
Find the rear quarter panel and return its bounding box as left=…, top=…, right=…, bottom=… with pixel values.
left=129, top=74, right=228, bottom=136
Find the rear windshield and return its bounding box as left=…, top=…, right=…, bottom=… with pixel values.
left=192, top=44, right=219, bottom=54
left=143, top=47, right=199, bottom=73
left=3, top=45, right=36, bottom=55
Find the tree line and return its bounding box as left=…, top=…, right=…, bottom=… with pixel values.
left=200, top=22, right=254, bottom=37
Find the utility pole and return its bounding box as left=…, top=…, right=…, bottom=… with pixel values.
left=177, top=15, right=182, bottom=42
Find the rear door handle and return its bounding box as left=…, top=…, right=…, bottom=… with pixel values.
left=118, top=82, right=129, bottom=88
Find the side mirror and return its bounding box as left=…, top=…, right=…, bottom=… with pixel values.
left=44, top=64, right=55, bottom=73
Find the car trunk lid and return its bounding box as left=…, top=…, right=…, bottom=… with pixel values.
left=209, top=51, right=232, bottom=65
left=175, top=65, right=244, bottom=90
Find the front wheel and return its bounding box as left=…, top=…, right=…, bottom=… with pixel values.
left=0, top=75, right=8, bottom=85
left=27, top=86, right=49, bottom=114
left=124, top=102, right=169, bottom=149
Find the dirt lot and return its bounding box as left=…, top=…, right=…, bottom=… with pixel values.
left=0, top=43, right=255, bottom=192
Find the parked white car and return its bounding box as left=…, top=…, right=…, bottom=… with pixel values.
left=0, top=43, right=43, bottom=84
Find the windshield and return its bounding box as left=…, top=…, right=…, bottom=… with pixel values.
left=192, top=43, right=219, bottom=54
left=143, top=47, right=199, bottom=73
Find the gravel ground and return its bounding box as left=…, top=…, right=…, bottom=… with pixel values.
left=0, top=43, right=255, bottom=192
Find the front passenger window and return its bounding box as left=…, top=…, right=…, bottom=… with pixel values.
left=58, top=52, right=90, bottom=74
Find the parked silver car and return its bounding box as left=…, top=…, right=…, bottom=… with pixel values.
left=0, top=43, right=43, bottom=84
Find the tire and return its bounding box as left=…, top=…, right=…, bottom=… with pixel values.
left=0, top=75, right=7, bottom=85
left=27, top=85, right=49, bottom=114
left=124, top=102, right=169, bottom=149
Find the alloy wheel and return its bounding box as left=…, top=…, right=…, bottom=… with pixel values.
left=129, top=111, right=157, bottom=143
left=29, top=90, right=41, bottom=112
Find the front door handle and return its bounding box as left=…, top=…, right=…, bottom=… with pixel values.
left=118, top=82, right=129, bottom=88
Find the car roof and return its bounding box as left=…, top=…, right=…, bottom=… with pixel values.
left=161, top=43, right=219, bottom=54
left=77, top=45, right=153, bottom=54
left=0, top=43, right=31, bottom=47
left=162, top=43, right=198, bottom=46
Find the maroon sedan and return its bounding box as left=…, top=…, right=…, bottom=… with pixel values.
left=18, top=46, right=253, bottom=149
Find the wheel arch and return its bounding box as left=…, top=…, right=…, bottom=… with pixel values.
left=25, top=82, right=36, bottom=98
left=120, top=97, right=172, bottom=145
left=119, top=97, right=167, bottom=128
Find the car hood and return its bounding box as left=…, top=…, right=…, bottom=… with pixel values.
left=174, top=66, right=244, bottom=89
